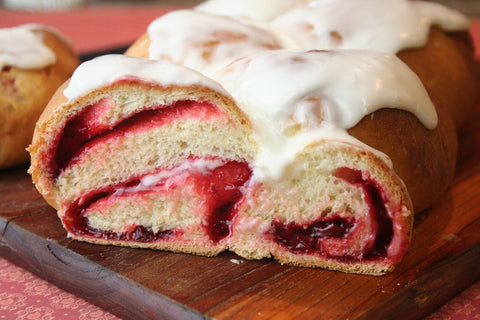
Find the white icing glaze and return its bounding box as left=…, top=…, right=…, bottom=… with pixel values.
left=213, top=50, right=436, bottom=179
left=0, top=24, right=57, bottom=69
left=65, top=0, right=470, bottom=182
left=147, top=10, right=281, bottom=76
left=195, top=0, right=311, bottom=22
left=113, top=158, right=227, bottom=197
left=63, top=54, right=229, bottom=100
left=272, top=0, right=471, bottom=53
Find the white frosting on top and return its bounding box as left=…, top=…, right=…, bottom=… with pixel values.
left=195, top=0, right=311, bottom=22
left=145, top=0, right=470, bottom=77
left=63, top=54, right=228, bottom=100
left=272, top=0, right=471, bottom=53
left=63, top=0, right=471, bottom=182
left=213, top=50, right=437, bottom=179
left=147, top=10, right=282, bottom=76
left=0, top=24, right=57, bottom=69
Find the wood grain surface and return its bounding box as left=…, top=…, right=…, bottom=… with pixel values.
left=1, top=97, right=479, bottom=320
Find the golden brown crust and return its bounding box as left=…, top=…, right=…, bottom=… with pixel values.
left=26, top=81, right=69, bottom=209
left=398, top=27, right=480, bottom=130
left=349, top=106, right=457, bottom=213
left=348, top=27, right=477, bottom=213
left=0, top=28, right=79, bottom=169
left=124, top=33, right=151, bottom=59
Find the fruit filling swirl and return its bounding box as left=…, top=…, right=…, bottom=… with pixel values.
left=64, top=187, right=179, bottom=242
left=272, top=167, right=397, bottom=261
left=48, top=98, right=228, bottom=178
left=63, top=159, right=252, bottom=243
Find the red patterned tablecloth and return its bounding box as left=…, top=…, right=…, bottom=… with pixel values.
left=0, top=257, right=117, bottom=319
left=1, top=255, right=479, bottom=319
left=0, top=4, right=177, bottom=53
left=0, top=4, right=479, bottom=320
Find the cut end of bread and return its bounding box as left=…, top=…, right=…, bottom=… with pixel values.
left=29, top=55, right=414, bottom=275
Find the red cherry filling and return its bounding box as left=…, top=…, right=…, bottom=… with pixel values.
left=80, top=217, right=175, bottom=242
left=201, top=161, right=252, bottom=242
left=272, top=217, right=355, bottom=254
left=53, top=98, right=115, bottom=174
left=48, top=99, right=225, bottom=177
left=271, top=167, right=394, bottom=261
left=64, top=189, right=175, bottom=242
left=63, top=159, right=252, bottom=244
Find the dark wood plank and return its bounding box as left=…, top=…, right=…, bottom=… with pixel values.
left=0, top=221, right=205, bottom=320
left=1, top=101, right=479, bottom=320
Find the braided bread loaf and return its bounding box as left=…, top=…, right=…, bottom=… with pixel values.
left=29, top=0, right=479, bottom=274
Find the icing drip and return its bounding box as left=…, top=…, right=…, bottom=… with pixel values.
left=0, top=24, right=56, bottom=69
left=147, top=10, right=282, bottom=76
left=63, top=54, right=229, bottom=100
left=113, top=158, right=228, bottom=197
left=195, top=0, right=311, bottom=22
left=272, top=0, right=471, bottom=53
left=213, top=50, right=437, bottom=180
left=156, top=0, right=471, bottom=77
left=63, top=0, right=470, bottom=182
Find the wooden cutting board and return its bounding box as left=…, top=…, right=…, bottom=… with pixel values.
left=1, top=98, right=479, bottom=320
